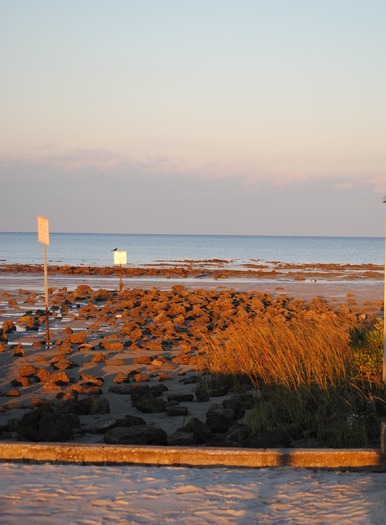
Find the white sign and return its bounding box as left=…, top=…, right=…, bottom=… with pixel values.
left=37, top=216, right=50, bottom=245
left=114, top=250, right=127, bottom=265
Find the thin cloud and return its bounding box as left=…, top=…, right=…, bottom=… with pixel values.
left=1, top=147, right=385, bottom=194
left=335, top=182, right=354, bottom=190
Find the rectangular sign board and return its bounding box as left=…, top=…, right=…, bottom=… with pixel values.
left=37, top=216, right=50, bottom=245
left=114, top=250, right=127, bottom=265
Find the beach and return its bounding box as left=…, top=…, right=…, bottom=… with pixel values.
left=1, top=462, right=386, bottom=524
left=0, top=263, right=383, bottom=444
left=0, top=264, right=385, bottom=522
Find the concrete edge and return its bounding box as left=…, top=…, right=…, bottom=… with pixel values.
left=0, top=442, right=385, bottom=469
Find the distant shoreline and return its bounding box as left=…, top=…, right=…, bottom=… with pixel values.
left=0, top=261, right=383, bottom=281
left=0, top=263, right=383, bottom=310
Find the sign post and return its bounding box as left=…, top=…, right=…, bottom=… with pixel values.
left=383, top=196, right=386, bottom=384
left=113, top=250, right=127, bottom=291
left=37, top=216, right=50, bottom=348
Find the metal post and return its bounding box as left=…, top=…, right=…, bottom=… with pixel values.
left=43, top=243, right=50, bottom=348
left=382, top=197, right=386, bottom=385
left=119, top=263, right=123, bottom=292
left=383, top=215, right=386, bottom=385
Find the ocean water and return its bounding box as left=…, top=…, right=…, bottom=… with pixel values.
left=0, top=232, right=383, bottom=267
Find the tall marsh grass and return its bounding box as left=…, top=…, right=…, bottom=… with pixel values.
left=203, top=316, right=385, bottom=447
left=205, top=317, right=356, bottom=391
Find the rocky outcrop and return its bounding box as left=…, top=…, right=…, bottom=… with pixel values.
left=16, top=405, right=80, bottom=442
left=104, top=424, right=167, bottom=445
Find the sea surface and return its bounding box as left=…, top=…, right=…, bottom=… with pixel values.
left=0, top=232, right=383, bottom=267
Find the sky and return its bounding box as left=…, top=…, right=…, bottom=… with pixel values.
left=1, top=0, right=386, bottom=237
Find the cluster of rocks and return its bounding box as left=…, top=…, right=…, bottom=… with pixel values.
left=0, top=261, right=383, bottom=281
left=9, top=391, right=292, bottom=448
left=0, top=284, right=358, bottom=447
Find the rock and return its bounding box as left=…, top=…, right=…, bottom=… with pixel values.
left=35, top=369, right=52, bottom=383
left=180, top=375, right=200, bottom=385
left=222, top=394, right=255, bottom=418
left=209, top=384, right=230, bottom=397
left=145, top=341, right=164, bottom=352
left=92, top=352, right=106, bottom=363
left=35, top=369, right=71, bottom=385
left=113, top=372, right=130, bottom=384
left=108, top=384, right=133, bottom=395
left=242, top=429, right=291, bottom=448
left=13, top=345, right=25, bottom=357
left=166, top=405, right=188, bottom=417
left=130, top=384, right=151, bottom=404
left=86, top=418, right=122, bottom=434
left=167, top=430, right=196, bottom=446
left=29, top=396, right=52, bottom=409
left=5, top=399, right=24, bottom=410
left=167, top=393, right=194, bottom=403
left=206, top=404, right=235, bottom=433
left=56, top=390, right=78, bottom=402
left=57, top=395, right=110, bottom=415
left=56, top=398, right=80, bottom=414
left=88, top=414, right=147, bottom=435
left=5, top=390, right=20, bottom=397
left=181, top=418, right=212, bottom=444
left=150, top=384, right=168, bottom=397
left=114, top=415, right=147, bottom=427
left=18, top=365, right=40, bottom=378
left=104, top=424, right=167, bottom=445
left=78, top=343, right=94, bottom=351
left=17, top=315, right=39, bottom=330
left=102, top=341, right=124, bottom=351
left=153, top=312, right=168, bottom=323
left=132, top=356, right=152, bottom=365
left=224, top=424, right=252, bottom=446
left=55, top=341, right=73, bottom=355
left=51, top=371, right=71, bottom=385
left=11, top=377, right=32, bottom=387
left=42, top=383, right=62, bottom=392
left=2, top=320, right=16, bottom=333
left=195, top=382, right=210, bottom=402
left=5, top=418, right=20, bottom=431
left=71, top=384, right=103, bottom=395
left=157, top=372, right=173, bottom=382
left=51, top=357, right=78, bottom=370
left=66, top=331, right=87, bottom=345
left=134, top=394, right=166, bottom=414
left=173, top=314, right=185, bottom=325
left=80, top=373, right=104, bottom=386
left=133, top=373, right=150, bottom=383
left=105, top=358, right=126, bottom=366
left=16, top=405, right=79, bottom=442
left=77, top=395, right=110, bottom=415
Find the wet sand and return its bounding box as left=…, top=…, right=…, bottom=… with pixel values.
left=0, top=269, right=383, bottom=309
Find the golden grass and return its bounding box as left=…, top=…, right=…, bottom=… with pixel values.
left=204, top=316, right=356, bottom=391
left=203, top=316, right=385, bottom=447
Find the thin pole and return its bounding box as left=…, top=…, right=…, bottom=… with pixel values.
left=383, top=216, right=386, bottom=385
left=120, top=263, right=123, bottom=292
left=43, top=243, right=50, bottom=348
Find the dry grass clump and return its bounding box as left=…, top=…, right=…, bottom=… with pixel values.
left=203, top=315, right=385, bottom=447
left=204, top=316, right=355, bottom=391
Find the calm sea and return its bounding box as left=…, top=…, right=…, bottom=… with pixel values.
left=0, top=232, right=383, bottom=267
